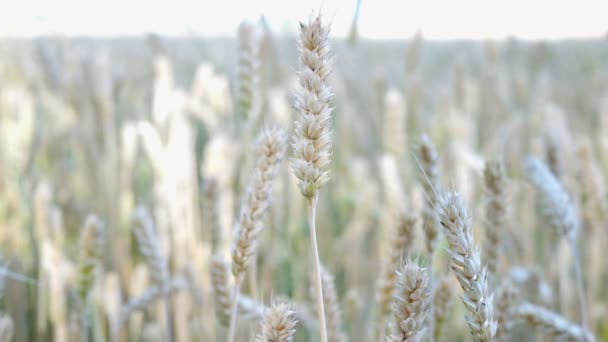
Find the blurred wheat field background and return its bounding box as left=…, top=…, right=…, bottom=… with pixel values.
left=0, top=11, right=608, bottom=342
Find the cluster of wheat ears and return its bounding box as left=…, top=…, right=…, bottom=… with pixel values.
left=1, top=9, right=607, bottom=342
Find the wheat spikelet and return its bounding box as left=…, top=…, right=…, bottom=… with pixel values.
left=317, top=267, right=347, bottom=342
left=291, top=14, right=333, bottom=199
left=416, top=135, right=440, bottom=255
left=516, top=302, right=594, bottom=342
left=377, top=213, right=417, bottom=318
left=237, top=21, right=260, bottom=119
left=436, top=191, right=497, bottom=341
left=482, top=159, right=507, bottom=274
left=231, top=127, right=287, bottom=278
left=255, top=302, right=298, bottom=342
left=494, top=283, right=518, bottom=342
left=386, top=260, right=431, bottom=342
left=432, top=276, right=455, bottom=341
left=77, top=215, right=104, bottom=303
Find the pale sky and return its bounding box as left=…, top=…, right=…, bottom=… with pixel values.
left=1, top=0, right=606, bottom=40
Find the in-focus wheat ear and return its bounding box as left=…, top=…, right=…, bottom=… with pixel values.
left=255, top=302, right=298, bottom=342
left=291, top=14, right=334, bottom=200
left=436, top=191, right=497, bottom=342
left=290, top=13, right=334, bottom=342
left=386, top=260, right=431, bottom=342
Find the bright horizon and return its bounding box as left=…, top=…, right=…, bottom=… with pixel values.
left=1, top=0, right=606, bottom=40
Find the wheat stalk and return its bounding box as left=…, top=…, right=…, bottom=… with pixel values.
left=436, top=191, right=497, bottom=341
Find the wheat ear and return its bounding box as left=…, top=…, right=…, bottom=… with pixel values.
left=385, top=260, right=431, bottom=342
left=516, top=302, right=594, bottom=342
left=291, top=13, right=333, bottom=342
left=525, top=158, right=588, bottom=329
left=416, top=135, right=440, bottom=256
left=228, top=127, right=287, bottom=342
left=237, top=21, right=260, bottom=120
left=132, top=206, right=172, bottom=342
left=432, top=276, right=455, bottom=341
left=77, top=215, right=104, bottom=342
left=437, top=191, right=497, bottom=341
left=376, top=213, right=416, bottom=333
left=482, top=159, right=507, bottom=275
left=318, top=266, right=347, bottom=342
left=494, top=283, right=518, bottom=342
left=255, top=302, right=298, bottom=342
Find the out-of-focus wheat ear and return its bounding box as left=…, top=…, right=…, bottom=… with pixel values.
left=0, top=314, right=14, bottom=342
left=202, top=177, right=221, bottom=253
left=228, top=127, right=287, bottom=342
left=231, top=127, right=287, bottom=278
left=516, top=302, right=595, bottom=342
left=494, top=282, right=519, bottom=342
left=77, top=215, right=105, bottom=304
left=482, top=159, right=507, bottom=275
left=383, top=88, right=407, bottom=157
left=415, top=134, right=440, bottom=257
left=524, top=158, right=577, bottom=241
left=255, top=302, right=298, bottom=342
left=386, top=260, right=431, bottom=342
left=436, top=191, right=497, bottom=342
left=210, top=254, right=233, bottom=327
left=316, top=266, right=347, bottom=342
left=525, top=158, right=588, bottom=328
left=132, top=206, right=168, bottom=287
left=131, top=206, right=172, bottom=342
left=237, top=21, right=260, bottom=120
left=432, top=276, right=455, bottom=341
left=377, top=213, right=416, bottom=320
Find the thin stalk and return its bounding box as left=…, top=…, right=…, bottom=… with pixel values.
left=227, top=276, right=243, bottom=342
left=163, top=289, right=173, bottom=342
left=569, top=237, right=588, bottom=329
left=309, top=194, right=328, bottom=342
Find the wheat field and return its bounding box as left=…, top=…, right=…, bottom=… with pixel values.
left=0, top=12, right=607, bottom=342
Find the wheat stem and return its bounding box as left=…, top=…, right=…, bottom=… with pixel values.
left=309, top=194, right=328, bottom=342
left=569, top=237, right=588, bottom=329
left=227, top=275, right=243, bottom=342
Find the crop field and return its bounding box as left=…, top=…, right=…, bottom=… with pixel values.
left=0, top=12, right=607, bottom=342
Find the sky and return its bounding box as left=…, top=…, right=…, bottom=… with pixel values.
left=1, top=0, right=606, bottom=40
